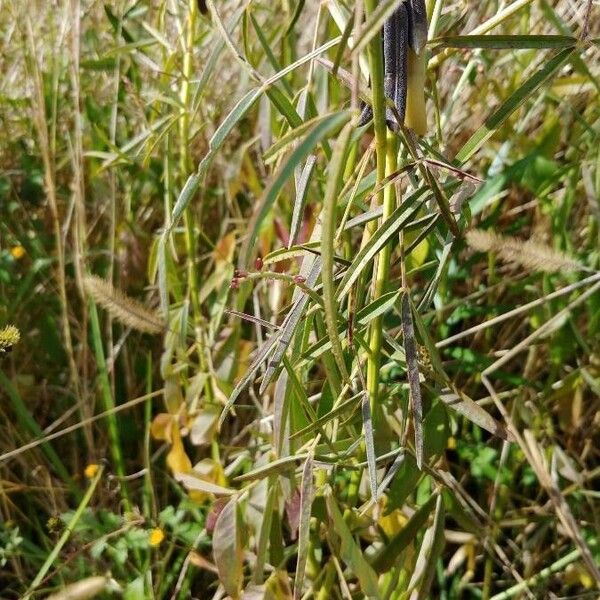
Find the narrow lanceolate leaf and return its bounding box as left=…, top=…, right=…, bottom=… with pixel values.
left=409, top=300, right=515, bottom=442
left=294, top=453, right=314, bottom=600
left=401, top=292, right=423, bottom=469
left=234, top=454, right=307, bottom=482
left=321, top=121, right=354, bottom=380
left=241, top=110, right=351, bottom=268
left=169, top=172, right=201, bottom=232
left=45, top=577, right=109, bottom=600
left=336, top=197, right=425, bottom=300
left=175, top=473, right=235, bottom=496
left=289, top=155, right=317, bottom=248
left=326, top=495, right=380, bottom=599
left=170, top=88, right=262, bottom=230
left=362, top=395, right=378, bottom=500
left=260, top=258, right=322, bottom=394
left=439, top=388, right=514, bottom=442
left=456, top=47, right=574, bottom=163
left=407, top=495, right=445, bottom=600
left=219, top=333, right=279, bottom=427
left=430, top=34, right=576, bottom=50
left=254, top=477, right=278, bottom=583
left=371, top=493, right=437, bottom=573
left=213, top=497, right=243, bottom=599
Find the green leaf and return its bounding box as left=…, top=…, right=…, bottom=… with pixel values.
left=371, top=493, right=438, bottom=573
left=336, top=196, right=425, bottom=300
left=430, top=34, right=576, bottom=50
left=326, top=494, right=380, bottom=598
left=213, top=497, right=244, bottom=599
left=240, top=110, right=351, bottom=267
left=294, top=453, right=314, bottom=600
left=406, top=495, right=445, bottom=600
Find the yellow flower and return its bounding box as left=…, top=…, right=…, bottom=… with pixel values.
left=10, top=246, right=25, bottom=259
left=84, top=463, right=100, bottom=479
left=148, top=528, right=165, bottom=547
left=0, top=325, right=20, bottom=354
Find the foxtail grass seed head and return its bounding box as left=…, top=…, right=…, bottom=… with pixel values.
left=84, top=275, right=164, bottom=334
left=0, top=325, right=20, bottom=355
left=466, top=229, right=585, bottom=274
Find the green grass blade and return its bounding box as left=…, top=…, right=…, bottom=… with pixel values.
left=455, top=47, right=574, bottom=163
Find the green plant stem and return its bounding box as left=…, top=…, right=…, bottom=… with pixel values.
left=367, top=131, right=398, bottom=410
left=23, top=464, right=105, bottom=599
left=89, top=300, right=130, bottom=507
left=179, top=0, right=214, bottom=404
left=363, top=0, right=391, bottom=413
left=489, top=546, right=587, bottom=600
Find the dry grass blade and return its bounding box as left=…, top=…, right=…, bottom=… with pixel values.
left=84, top=275, right=164, bottom=334
left=466, top=229, right=587, bottom=274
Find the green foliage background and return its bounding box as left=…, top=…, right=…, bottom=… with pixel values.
left=0, top=1, right=599, bottom=598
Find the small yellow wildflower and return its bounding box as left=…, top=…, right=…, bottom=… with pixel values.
left=148, top=528, right=165, bottom=547
left=10, top=246, right=25, bottom=259
left=447, top=436, right=457, bottom=450
left=84, top=463, right=100, bottom=479
left=0, top=325, right=20, bottom=354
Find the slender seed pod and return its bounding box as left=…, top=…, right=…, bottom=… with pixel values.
left=383, top=3, right=408, bottom=130
left=392, top=3, right=409, bottom=129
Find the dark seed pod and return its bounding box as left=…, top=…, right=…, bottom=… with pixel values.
left=357, top=102, right=373, bottom=127
left=390, top=3, right=409, bottom=123
left=407, top=0, right=428, bottom=54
